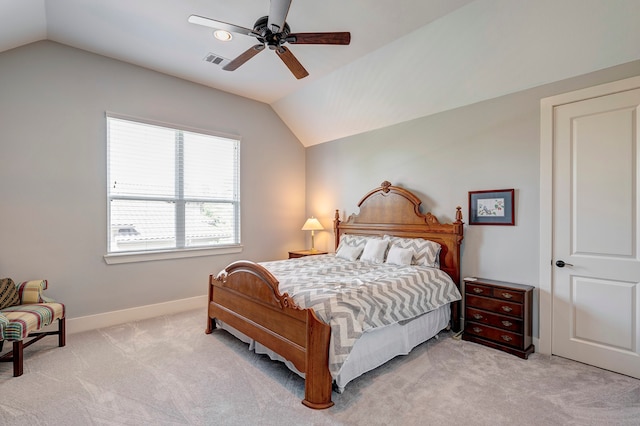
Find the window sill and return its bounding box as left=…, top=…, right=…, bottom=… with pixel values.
left=103, top=245, right=243, bottom=264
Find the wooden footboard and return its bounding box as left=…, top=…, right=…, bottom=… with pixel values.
left=207, top=260, right=334, bottom=409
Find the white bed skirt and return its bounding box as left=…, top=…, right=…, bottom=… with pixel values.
left=216, top=303, right=451, bottom=392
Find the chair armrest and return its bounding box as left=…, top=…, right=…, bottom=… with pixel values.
left=17, top=280, right=53, bottom=304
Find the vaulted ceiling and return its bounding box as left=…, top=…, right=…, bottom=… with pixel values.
left=1, top=0, right=638, bottom=146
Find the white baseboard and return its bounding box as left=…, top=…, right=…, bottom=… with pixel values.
left=66, top=295, right=208, bottom=335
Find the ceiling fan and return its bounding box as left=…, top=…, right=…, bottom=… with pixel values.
left=188, top=0, right=351, bottom=79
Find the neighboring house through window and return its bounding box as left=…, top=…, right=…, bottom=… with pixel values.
left=106, top=114, right=240, bottom=259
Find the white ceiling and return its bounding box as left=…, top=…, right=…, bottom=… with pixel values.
left=1, top=0, right=639, bottom=146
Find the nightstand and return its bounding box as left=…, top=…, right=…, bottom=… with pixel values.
left=288, top=250, right=328, bottom=259
left=462, top=277, right=535, bottom=359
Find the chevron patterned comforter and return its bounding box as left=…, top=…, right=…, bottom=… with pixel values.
left=260, top=254, right=461, bottom=377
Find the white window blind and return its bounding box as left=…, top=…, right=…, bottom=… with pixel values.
left=107, top=115, right=240, bottom=254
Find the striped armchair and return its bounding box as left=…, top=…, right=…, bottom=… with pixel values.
left=0, top=280, right=65, bottom=376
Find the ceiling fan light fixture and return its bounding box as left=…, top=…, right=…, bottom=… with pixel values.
left=213, top=30, right=233, bottom=42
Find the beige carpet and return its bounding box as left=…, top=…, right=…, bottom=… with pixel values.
left=1, top=309, right=639, bottom=425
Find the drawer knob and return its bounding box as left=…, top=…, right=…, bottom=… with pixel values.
left=501, top=320, right=513, bottom=327
left=502, top=292, right=513, bottom=299
left=472, top=327, right=483, bottom=333
left=501, top=306, right=513, bottom=313
left=473, top=287, right=484, bottom=294
left=501, top=335, right=513, bottom=342
left=473, top=313, right=484, bottom=320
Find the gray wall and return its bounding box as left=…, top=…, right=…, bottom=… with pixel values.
left=0, top=41, right=305, bottom=318
left=306, top=60, right=640, bottom=337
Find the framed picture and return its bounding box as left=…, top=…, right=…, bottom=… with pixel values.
left=468, top=189, right=515, bottom=225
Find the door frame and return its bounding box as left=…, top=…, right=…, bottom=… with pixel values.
left=538, top=75, right=640, bottom=355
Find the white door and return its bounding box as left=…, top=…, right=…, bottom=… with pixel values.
left=551, top=86, right=640, bottom=379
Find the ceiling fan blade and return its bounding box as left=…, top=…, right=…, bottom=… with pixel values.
left=188, top=15, right=256, bottom=37
left=275, top=46, right=309, bottom=79
left=223, top=44, right=266, bottom=71
left=268, top=0, right=292, bottom=33
left=287, top=32, right=351, bottom=45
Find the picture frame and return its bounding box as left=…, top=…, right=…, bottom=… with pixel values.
left=468, top=189, right=515, bottom=225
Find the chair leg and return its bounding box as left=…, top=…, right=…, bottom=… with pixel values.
left=1, top=316, right=65, bottom=377
left=58, top=318, right=66, bottom=347
left=12, top=341, right=24, bottom=377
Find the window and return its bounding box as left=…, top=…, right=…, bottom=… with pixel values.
left=106, top=114, right=240, bottom=257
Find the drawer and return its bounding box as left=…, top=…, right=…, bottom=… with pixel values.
left=466, top=282, right=524, bottom=303
left=465, top=322, right=524, bottom=349
left=466, top=294, right=523, bottom=318
left=465, top=283, right=493, bottom=297
left=465, top=307, right=523, bottom=333
left=490, top=288, right=524, bottom=303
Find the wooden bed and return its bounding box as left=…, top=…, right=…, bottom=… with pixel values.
left=206, top=181, right=464, bottom=409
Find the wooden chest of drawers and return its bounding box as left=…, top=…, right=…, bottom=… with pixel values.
left=462, top=277, right=535, bottom=359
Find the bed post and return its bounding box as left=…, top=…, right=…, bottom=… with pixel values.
left=302, top=309, right=334, bottom=409
left=333, top=209, right=341, bottom=251
left=451, top=206, right=464, bottom=332
left=205, top=274, right=216, bottom=334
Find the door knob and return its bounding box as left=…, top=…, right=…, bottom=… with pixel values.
left=555, top=260, right=573, bottom=268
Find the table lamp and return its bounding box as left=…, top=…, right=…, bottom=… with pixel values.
left=301, top=217, right=324, bottom=251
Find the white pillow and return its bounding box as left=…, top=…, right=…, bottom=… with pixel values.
left=335, top=244, right=364, bottom=261
left=386, top=245, right=413, bottom=266
left=360, top=239, right=389, bottom=263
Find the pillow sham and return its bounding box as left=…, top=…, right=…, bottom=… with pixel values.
left=336, top=234, right=375, bottom=253
left=385, top=245, right=414, bottom=266
left=335, top=244, right=364, bottom=261
left=360, top=239, right=389, bottom=264
left=384, top=236, right=441, bottom=268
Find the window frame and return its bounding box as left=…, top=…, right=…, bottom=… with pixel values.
left=104, top=112, right=242, bottom=264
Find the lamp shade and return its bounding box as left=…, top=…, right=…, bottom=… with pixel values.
left=301, top=217, right=324, bottom=231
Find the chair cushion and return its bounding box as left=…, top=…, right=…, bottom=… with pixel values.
left=1, top=303, right=65, bottom=341
left=0, top=278, right=20, bottom=310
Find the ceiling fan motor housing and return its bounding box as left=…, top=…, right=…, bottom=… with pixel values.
left=253, top=16, right=290, bottom=49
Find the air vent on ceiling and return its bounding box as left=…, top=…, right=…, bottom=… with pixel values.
left=203, top=53, right=229, bottom=66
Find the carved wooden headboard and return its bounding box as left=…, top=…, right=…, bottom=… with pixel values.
left=333, top=180, right=464, bottom=286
